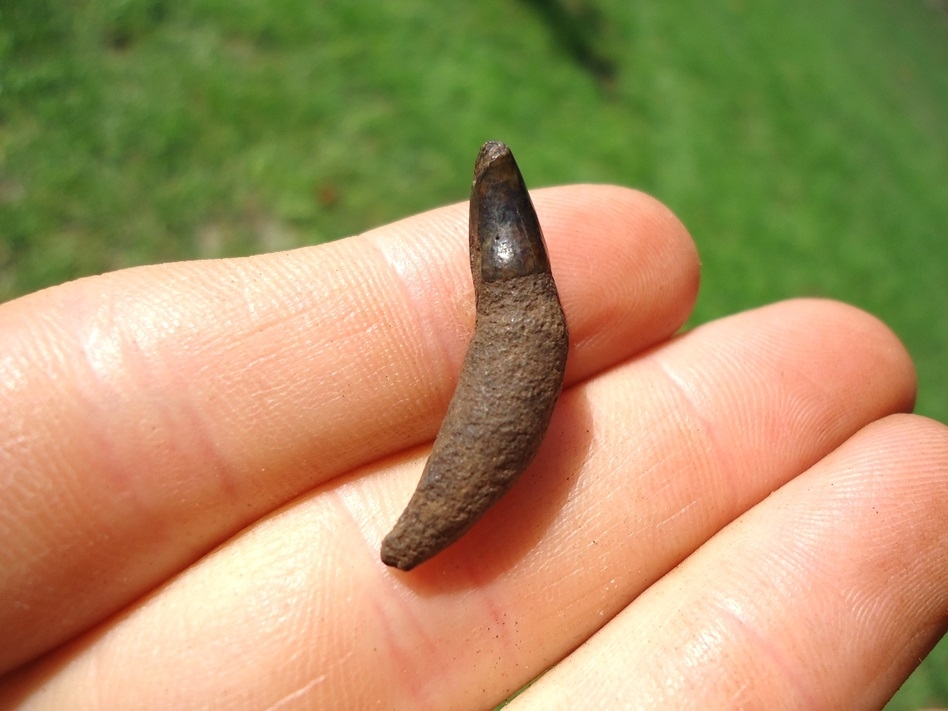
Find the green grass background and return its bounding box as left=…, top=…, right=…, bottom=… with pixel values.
left=1, top=0, right=946, bottom=706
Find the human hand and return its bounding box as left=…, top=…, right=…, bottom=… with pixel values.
left=0, top=186, right=945, bottom=709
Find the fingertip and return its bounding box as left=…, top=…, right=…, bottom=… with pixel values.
left=773, top=298, right=917, bottom=413
left=532, top=185, right=700, bottom=380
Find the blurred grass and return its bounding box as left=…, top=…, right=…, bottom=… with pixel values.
left=1, top=0, right=946, bottom=707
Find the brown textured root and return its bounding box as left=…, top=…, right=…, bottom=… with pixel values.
left=380, top=142, right=569, bottom=571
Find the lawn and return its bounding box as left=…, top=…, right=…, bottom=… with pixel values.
left=1, top=0, right=946, bottom=707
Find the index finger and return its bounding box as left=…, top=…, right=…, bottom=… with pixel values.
left=0, top=185, right=699, bottom=673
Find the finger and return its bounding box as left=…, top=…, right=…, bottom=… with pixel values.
left=511, top=414, right=948, bottom=710
left=0, top=185, right=697, bottom=673
left=0, top=300, right=919, bottom=709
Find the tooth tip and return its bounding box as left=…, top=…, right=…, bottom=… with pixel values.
left=475, top=141, right=514, bottom=176
left=479, top=140, right=509, bottom=157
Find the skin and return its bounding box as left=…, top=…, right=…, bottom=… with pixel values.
left=381, top=142, right=569, bottom=570
left=0, top=186, right=946, bottom=709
